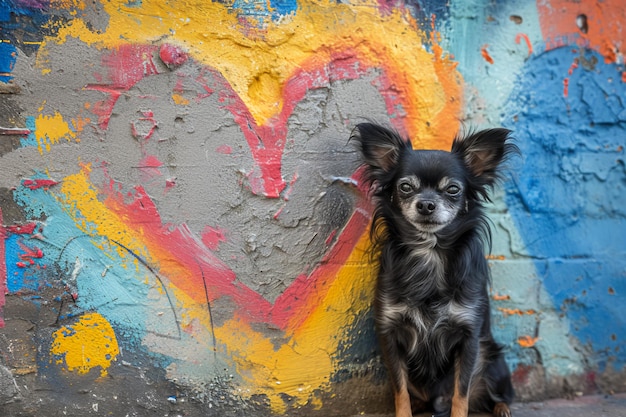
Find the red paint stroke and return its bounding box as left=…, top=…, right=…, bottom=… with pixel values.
left=194, top=71, right=215, bottom=101
left=0, top=208, right=6, bottom=327
left=22, top=178, right=59, bottom=190
left=17, top=241, right=44, bottom=267
left=85, top=45, right=160, bottom=129
left=515, top=33, right=533, bottom=57
left=6, top=222, right=37, bottom=235
left=563, top=57, right=580, bottom=98
left=159, top=44, right=188, bottom=67
left=103, top=184, right=273, bottom=322
left=218, top=49, right=375, bottom=197
left=0, top=127, right=31, bottom=136
left=568, top=58, right=579, bottom=75
left=325, top=229, right=337, bottom=246
left=273, top=205, right=284, bottom=220
left=201, top=226, right=227, bottom=251
left=480, top=45, right=494, bottom=64
left=282, top=172, right=298, bottom=202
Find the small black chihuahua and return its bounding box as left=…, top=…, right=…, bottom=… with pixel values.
left=352, top=123, right=516, bottom=417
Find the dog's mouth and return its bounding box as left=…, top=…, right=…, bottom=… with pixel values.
left=412, top=219, right=447, bottom=233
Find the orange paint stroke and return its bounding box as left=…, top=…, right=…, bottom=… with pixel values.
left=425, top=14, right=464, bottom=151
left=498, top=307, right=536, bottom=316
left=480, top=44, right=494, bottom=64
left=492, top=293, right=511, bottom=301
left=518, top=335, right=539, bottom=348
left=515, top=33, right=533, bottom=56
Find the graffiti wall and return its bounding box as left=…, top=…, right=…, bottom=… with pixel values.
left=0, top=0, right=624, bottom=415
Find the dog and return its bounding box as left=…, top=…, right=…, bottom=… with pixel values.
left=351, top=123, right=516, bottom=417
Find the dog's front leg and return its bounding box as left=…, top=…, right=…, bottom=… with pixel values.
left=380, top=333, right=413, bottom=417
left=391, top=364, right=412, bottom=417
left=451, top=340, right=479, bottom=417
left=394, top=380, right=412, bottom=417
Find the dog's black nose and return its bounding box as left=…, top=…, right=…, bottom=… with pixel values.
left=417, top=200, right=436, bottom=215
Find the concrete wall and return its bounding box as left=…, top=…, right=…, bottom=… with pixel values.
left=0, top=0, right=624, bottom=415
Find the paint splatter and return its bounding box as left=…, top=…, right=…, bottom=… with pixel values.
left=51, top=312, right=120, bottom=376
left=515, top=33, right=533, bottom=57
left=34, top=110, right=76, bottom=154
left=22, top=178, right=59, bottom=190
left=518, top=335, right=539, bottom=348
left=481, top=44, right=494, bottom=64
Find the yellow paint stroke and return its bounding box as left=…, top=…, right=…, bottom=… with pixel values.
left=34, top=110, right=76, bottom=154
left=58, top=166, right=150, bottom=262
left=213, top=231, right=376, bottom=412
left=40, top=0, right=462, bottom=147
left=51, top=312, right=120, bottom=376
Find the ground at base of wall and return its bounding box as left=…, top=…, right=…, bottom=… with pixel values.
left=350, top=392, right=626, bottom=417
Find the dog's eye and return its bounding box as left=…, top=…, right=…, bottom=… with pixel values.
left=399, top=182, right=413, bottom=193
left=446, top=184, right=461, bottom=195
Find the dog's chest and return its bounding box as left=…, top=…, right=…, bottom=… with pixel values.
left=377, top=289, right=479, bottom=355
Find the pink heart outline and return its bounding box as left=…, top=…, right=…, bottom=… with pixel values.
left=84, top=43, right=409, bottom=332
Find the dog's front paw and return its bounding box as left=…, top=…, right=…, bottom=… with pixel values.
left=493, top=402, right=512, bottom=417
left=431, top=395, right=451, bottom=417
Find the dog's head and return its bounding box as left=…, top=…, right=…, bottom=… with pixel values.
left=352, top=123, right=516, bottom=235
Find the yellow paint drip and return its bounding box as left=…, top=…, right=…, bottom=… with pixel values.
left=34, top=110, right=76, bottom=154
left=51, top=312, right=119, bottom=376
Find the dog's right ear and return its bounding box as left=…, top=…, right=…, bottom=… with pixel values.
left=350, top=123, right=409, bottom=173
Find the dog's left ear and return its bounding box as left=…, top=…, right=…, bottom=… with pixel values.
left=451, top=128, right=516, bottom=184
left=350, top=123, right=411, bottom=173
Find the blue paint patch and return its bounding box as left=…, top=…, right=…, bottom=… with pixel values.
left=5, top=234, right=47, bottom=292
left=269, top=0, right=297, bottom=18
left=503, top=46, right=626, bottom=369
left=0, top=42, right=17, bottom=82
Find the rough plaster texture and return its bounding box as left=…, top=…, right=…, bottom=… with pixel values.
left=0, top=0, right=625, bottom=416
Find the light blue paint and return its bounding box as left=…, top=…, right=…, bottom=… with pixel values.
left=445, top=0, right=543, bottom=127
left=503, top=46, right=626, bottom=370
left=11, top=180, right=183, bottom=345
left=20, top=117, right=38, bottom=148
